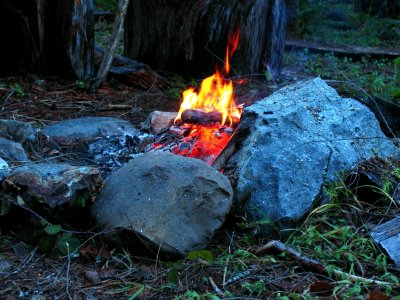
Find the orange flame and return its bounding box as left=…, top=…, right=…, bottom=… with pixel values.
left=175, top=29, right=241, bottom=126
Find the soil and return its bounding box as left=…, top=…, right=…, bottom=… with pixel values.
left=0, top=70, right=284, bottom=299
left=1, top=11, right=399, bottom=296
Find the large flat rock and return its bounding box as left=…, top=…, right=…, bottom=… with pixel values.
left=43, top=117, right=139, bottom=145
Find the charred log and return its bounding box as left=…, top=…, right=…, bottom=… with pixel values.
left=125, top=0, right=286, bottom=78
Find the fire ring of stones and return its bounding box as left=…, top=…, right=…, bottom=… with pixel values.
left=0, top=78, right=398, bottom=255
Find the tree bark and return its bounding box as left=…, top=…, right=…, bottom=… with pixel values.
left=0, top=0, right=94, bottom=79
left=37, top=0, right=94, bottom=79
left=124, top=0, right=287, bottom=78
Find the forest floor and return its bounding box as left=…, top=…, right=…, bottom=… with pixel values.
left=1, top=1, right=400, bottom=299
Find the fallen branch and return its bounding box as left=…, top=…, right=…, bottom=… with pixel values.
left=286, top=39, right=400, bottom=60
left=255, top=240, right=395, bottom=286
left=91, top=0, right=130, bottom=91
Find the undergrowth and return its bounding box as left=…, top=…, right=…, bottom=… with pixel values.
left=290, top=1, right=400, bottom=49
left=284, top=51, right=400, bottom=102
left=3, top=161, right=399, bottom=299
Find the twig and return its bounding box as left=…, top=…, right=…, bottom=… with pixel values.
left=2, top=247, right=37, bottom=277
left=255, top=240, right=395, bottom=286
left=66, top=243, right=72, bottom=300
left=209, top=276, right=225, bottom=298
left=223, top=267, right=258, bottom=287
left=3, top=89, right=15, bottom=105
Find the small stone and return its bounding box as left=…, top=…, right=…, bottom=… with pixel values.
left=84, top=270, right=101, bottom=283
left=0, top=258, right=13, bottom=273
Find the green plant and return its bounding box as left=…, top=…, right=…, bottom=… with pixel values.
left=75, top=80, right=87, bottom=91
left=39, top=220, right=81, bottom=255
left=94, top=0, right=116, bottom=11
left=241, top=279, right=266, bottom=296
left=13, top=83, right=25, bottom=97
left=285, top=172, right=400, bottom=298
left=174, top=290, right=201, bottom=300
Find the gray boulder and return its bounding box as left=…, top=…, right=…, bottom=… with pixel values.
left=43, top=117, right=139, bottom=145
left=91, top=152, right=233, bottom=254
left=234, top=77, right=399, bottom=236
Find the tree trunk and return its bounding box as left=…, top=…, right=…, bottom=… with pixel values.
left=37, top=0, right=94, bottom=79
left=0, top=0, right=94, bottom=79
left=124, top=0, right=287, bottom=78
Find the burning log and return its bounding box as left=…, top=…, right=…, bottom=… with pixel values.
left=181, top=109, right=223, bottom=125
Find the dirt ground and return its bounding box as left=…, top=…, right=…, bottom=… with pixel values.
left=0, top=69, right=289, bottom=299
left=0, top=50, right=399, bottom=300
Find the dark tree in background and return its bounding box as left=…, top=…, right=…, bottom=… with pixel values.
left=356, top=0, right=400, bottom=18
left=124, top=0, right=287, bottom=78
left=285, top=0, right=300, bottom=28
left=0, top=0, right=40, bottom=76
left=0, top=0, right=287, bottom=82
left=0, top=0, right=94, bottom=79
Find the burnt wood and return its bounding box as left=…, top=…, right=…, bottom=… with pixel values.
left=124, top=0, right=286, bottom=78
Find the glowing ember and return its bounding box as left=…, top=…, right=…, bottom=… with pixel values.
left=175, top=29, right=242, bottom=127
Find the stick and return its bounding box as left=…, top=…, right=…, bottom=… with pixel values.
left=91, top=0, right=130, bottom=91
left=209, top=276, right=225, bottom=297
left=255, top=240, right=394, bottom=286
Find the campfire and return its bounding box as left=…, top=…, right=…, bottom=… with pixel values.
left=150, top=29, right=243, bottom=167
